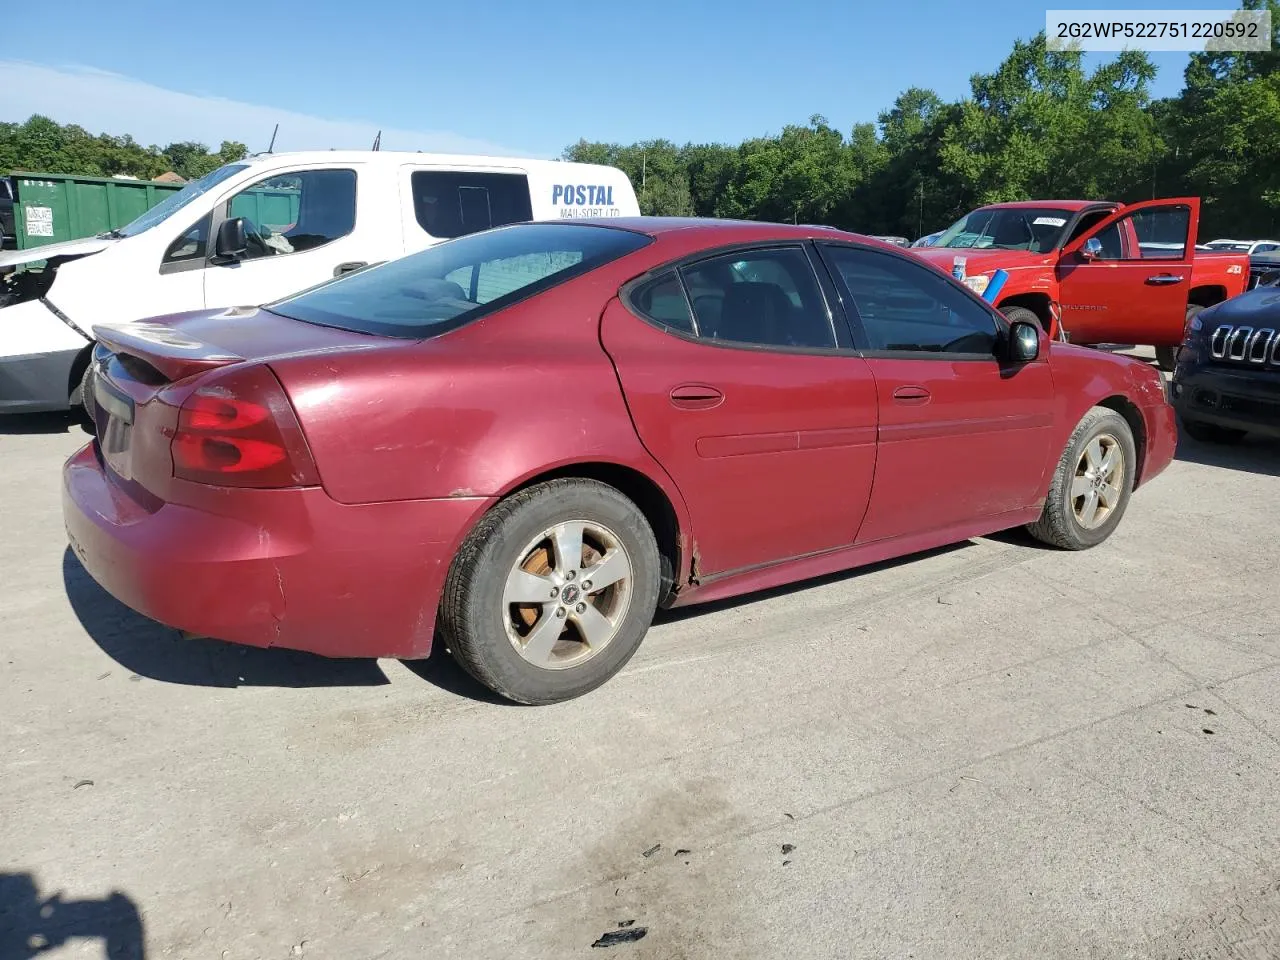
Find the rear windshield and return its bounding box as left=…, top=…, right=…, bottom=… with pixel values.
left=268, top=223, right=652, bottom=338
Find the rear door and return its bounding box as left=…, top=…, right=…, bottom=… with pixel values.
left=816, top=242, right=1056, bottom=543
left=1056, top=198, right=1199, bottom=345
left=601, top=244, right=879, bottom=578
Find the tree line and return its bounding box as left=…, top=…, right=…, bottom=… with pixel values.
left=3, top=1, right=1278, bottom=239
left=0, top=114, right=247, bottom=183
left=566, top=1, right=1280, bottom=240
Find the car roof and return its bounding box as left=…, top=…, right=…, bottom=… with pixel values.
left=229, top=150, right=628, bottom=178
left=566, top=216, right=874, bottom=244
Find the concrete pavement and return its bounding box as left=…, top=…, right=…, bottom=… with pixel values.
left=2, top=413, right=1279, bottom=960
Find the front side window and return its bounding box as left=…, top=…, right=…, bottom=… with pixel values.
left=162, top=214, right=210, bottom=265
left=679, top=248, right=835, bottom=349
left=412, top=171, right=533, bottom=239
left=822, top=245, right=1000, bottom=355
left=934, top=207, right=1074, bottom=253
left=268, top=223, right=650, bottom=338
left=225, top=169, right=356, bottom=261
left=1130, top=206, right=1191, bottom=259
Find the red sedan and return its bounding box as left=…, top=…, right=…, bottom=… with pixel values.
left=63, top=219, right=1176, bottom=704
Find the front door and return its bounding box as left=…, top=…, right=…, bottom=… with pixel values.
left=1056, top=197, right=1199, bottom=345
left=203, top=167, right=363, bottom=308
left=602, top=244, right=879, bottom=578
left=817, top=242, right=1056, bottom=543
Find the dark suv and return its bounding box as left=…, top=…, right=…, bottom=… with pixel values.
left=1172, top=283, right=1280, bottom=441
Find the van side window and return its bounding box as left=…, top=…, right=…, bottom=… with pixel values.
left=412, top=171, right=533, bottom=239
left=163, top=214, right=211, bottom=265
left=224, top=169, right=356, bottom=261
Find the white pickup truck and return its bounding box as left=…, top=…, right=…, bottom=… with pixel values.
left=0, top=150, right=639, bottom=413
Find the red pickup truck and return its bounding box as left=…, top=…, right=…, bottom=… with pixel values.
left=911, top=197, right=1249, bottom=369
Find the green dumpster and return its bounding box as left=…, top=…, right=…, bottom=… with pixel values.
left=8, top=173, right=184, bottom=251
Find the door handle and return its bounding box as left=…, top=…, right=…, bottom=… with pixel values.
left=334, top=261, right=369, bottom=277
left=892, top=385, right=931, bottom=405
left=669, top=384, right=724, bottom=410
left=1145, top=274, right=1185, bottom=285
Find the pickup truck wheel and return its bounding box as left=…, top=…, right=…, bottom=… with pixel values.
left=1154, top=345, right=1179, bottom=371
left=1000, top=305, right=1043, bottom=332
left=1026, top=407, right=1136, bottom=550
left=1180, top=416, right=1246, bottom=445
left=439, top=478, right=661, bottom=705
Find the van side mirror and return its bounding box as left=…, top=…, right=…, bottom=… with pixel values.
left=1080, top=237, right=1103, bottom=261
left=1008, top=321, right=1041, bottom=363
left=213, top=217, right=248, bottom=262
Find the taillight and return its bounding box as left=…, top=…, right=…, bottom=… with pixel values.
left=171, top=364, right=320, bottom=488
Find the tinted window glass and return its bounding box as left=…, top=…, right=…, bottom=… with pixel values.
left=679, top=248, right=834, bottom=349
left=412, top=171, right=533, bottom=239
left=269, top=223, right=650, bottom=338
left=1130, top=206, right=1190, bottom=259
left=823, top=245, right=999, bottom=355
left=163, top=214, right=210, bottom=264
left=225, top=169, right=356, bottom=260
left=630, top=272, right=694, bottom=333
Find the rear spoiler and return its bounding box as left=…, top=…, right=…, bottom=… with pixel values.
left=94, top=321, right=244, bottom=383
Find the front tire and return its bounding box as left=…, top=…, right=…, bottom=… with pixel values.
left=439, top=479, right=661, bottom=705
left=1026, top=407, right=1136, bottom=550
left=1155, top=345, right=1179, bottom=372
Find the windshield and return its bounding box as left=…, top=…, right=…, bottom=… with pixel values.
left=114, top=163, right=249, bottom=238
left=933, top=207, right=1074, bottom=253
left=1206, top=241, right=1251, bottom=251
left=269, top=222, right=653, bottom=338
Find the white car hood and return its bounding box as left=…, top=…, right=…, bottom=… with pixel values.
left=0, top=236, right=116, bottom=268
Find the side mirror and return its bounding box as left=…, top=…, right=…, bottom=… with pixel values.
left=213, top=217, right=247, bottom=262
left=1080, top=237, right=1103, bottom=261
left=1008, top=321, right=1041, bottom=363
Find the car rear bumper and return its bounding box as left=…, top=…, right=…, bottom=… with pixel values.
left=62, top=442, right=495, bottom=659
left=1139, top=397, right=1178, bottom=486
left=1172, top=364, right=1280, bottom=438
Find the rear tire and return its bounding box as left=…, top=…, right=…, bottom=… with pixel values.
left=1180, top=416, right=1246, bottom=445
left=439, top=479, right=661, bottom=705
left=1026, top=407, right=1136, bottom=550
left=1155, top=345, right=1179, bottom=372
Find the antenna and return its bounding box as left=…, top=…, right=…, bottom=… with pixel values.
left=267, top=123, right=279, bottom=154
left=371, top=130, right=381, bottom=151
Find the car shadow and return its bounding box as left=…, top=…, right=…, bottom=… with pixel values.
left=654, top=541, right=973, bottom=623
left=1175, top=431, right=1280, bottom=477
left=0, top=871, right=145, bottom=959
left=62, top=548, right=390, bottom=689
left=0, top=411, right=92, bottom=436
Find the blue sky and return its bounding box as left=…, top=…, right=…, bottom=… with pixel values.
left=5, top=0, right=1210, bottom=158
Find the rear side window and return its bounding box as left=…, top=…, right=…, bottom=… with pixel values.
left=412, top=171, right=533, bottom=239
left=629, top=272, right=695, bottom=333
left=269, top=223, right=650, bottom=339
left=679, top=247, right=835, bottom=349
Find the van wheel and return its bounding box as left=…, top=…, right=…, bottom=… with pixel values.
left=1026, top=407, right=1136, bottom=550
left=439, top=479, right=661, bottom=705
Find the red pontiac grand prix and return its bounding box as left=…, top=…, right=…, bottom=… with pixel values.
left=63, top=218, right=1176, bottom=704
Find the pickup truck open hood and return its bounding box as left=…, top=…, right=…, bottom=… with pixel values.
left=0, top=235, right=115, bottom=270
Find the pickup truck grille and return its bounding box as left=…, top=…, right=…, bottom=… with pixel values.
left=1209, top=324, right=1280, bottom=369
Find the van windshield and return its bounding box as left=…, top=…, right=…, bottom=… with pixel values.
left=268, top=223, right=652, bottom=339
left=114, top=163, right=249, bottom=238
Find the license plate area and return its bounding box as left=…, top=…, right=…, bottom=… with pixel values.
left=94, top=375, right=135, bottom=481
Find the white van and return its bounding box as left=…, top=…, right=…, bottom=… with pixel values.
left=0, top=151, right=639, bottom=413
